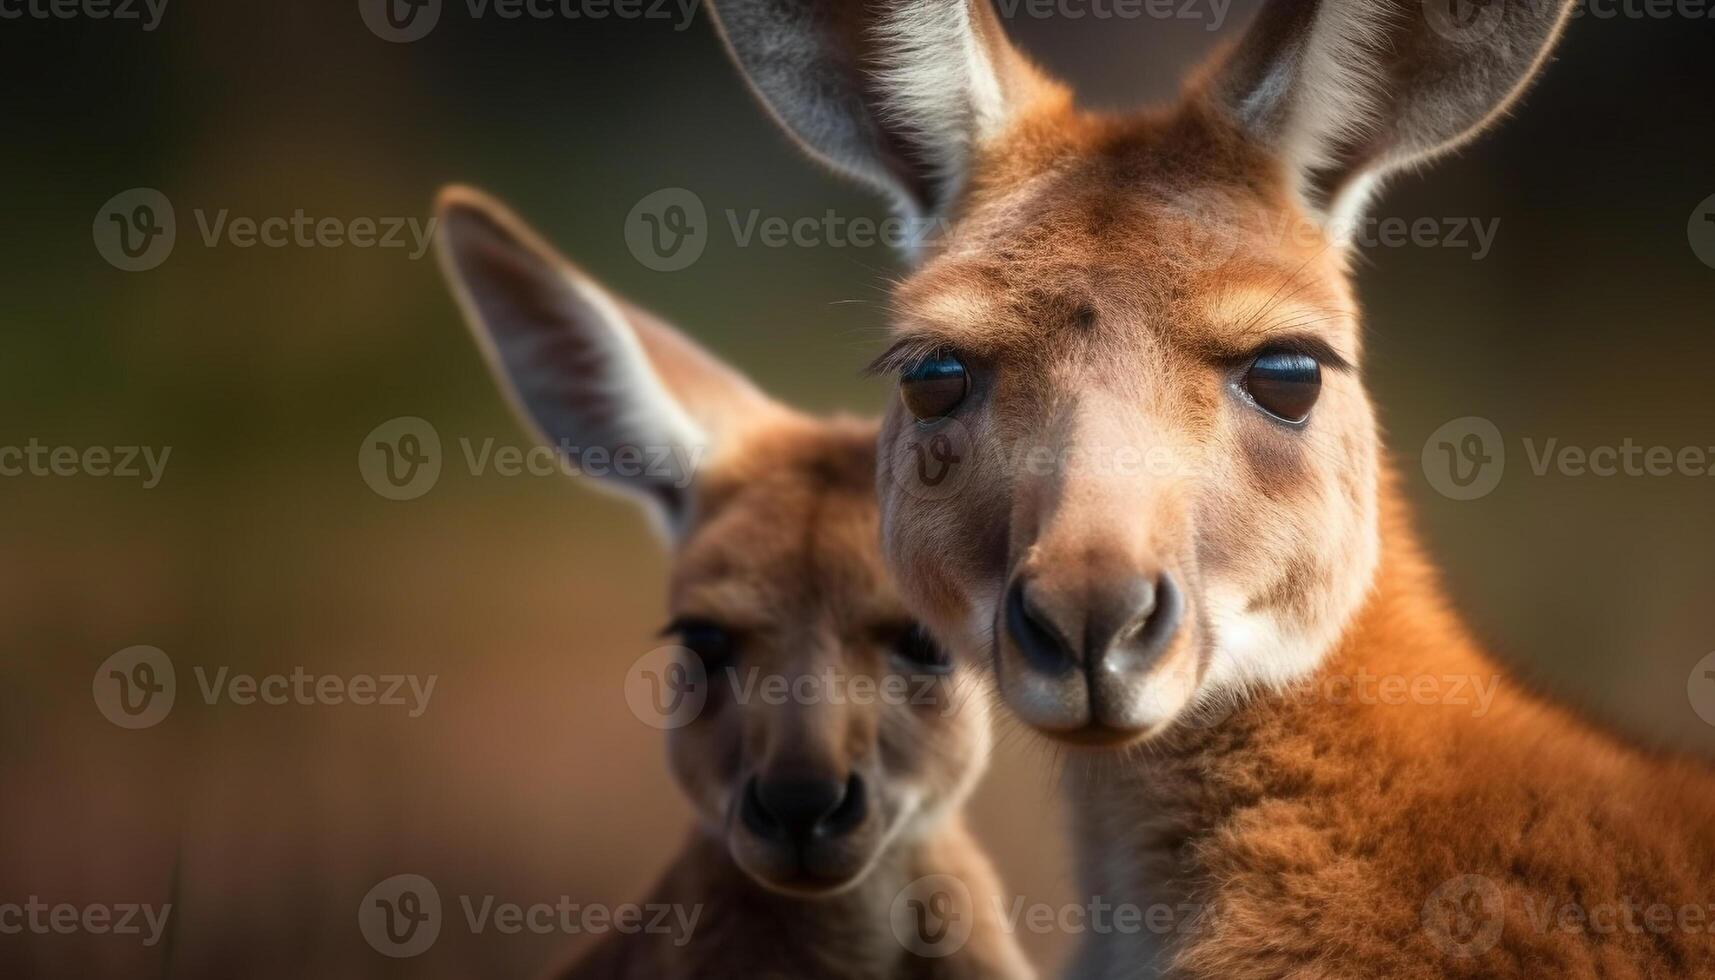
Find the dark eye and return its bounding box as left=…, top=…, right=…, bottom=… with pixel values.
left=1243, top=350, right=1322, bottom=424
left=664, top=618, right=735, bottom=670
left=891, top=624, right=952, bottom=674
left=900, top=353, right=969, bottom=422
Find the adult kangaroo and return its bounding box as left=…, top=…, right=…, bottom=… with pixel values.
left=710, top=1, right=1715, bottom=976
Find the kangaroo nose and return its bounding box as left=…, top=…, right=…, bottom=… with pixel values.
left=1005, top=569, right=1182, bottom=676
left=741, top=772, right=866, bottom=845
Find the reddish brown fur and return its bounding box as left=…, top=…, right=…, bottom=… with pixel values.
left=1103, top=474, right=1715, bottom=979
left=846, top=21, right=1715, bottom=980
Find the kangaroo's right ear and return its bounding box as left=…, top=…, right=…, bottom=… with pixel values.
left=709, top=0, right=1064, bottom=234
left=434, top=186, right=783, bottom=539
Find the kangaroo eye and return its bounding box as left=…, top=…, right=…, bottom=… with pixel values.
left=664, top=618, right=735, bottom=669
left=899, top=353, right=969, bottom=422
left=891, top=624, right=953, bottom=674
left=1243, top=350, right=1322, bottom=424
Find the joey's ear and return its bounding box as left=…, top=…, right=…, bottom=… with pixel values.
left=434, top=185, right=784, bottom=538
left=709, top=0, right=1064, bottom=235
left=1209, top=0, right=1574, bottom=223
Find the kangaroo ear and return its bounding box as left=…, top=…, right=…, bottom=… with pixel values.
left=1209, top=0, right=1574, bottom=223
left=709, top=0, right=1064, bottom=236
left=434, top=186, right=783, bottom=539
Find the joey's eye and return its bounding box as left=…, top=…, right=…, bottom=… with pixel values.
left=1243, top=350, right=1322, bottom=424
left=899, top=353, right=969, bottom=422
left=664, top=618, right=735, bottom=669
left=891, top=624, right=953, bottom=674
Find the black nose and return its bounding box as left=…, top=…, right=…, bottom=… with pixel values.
left=741, top=773, right=866, bottom=845
left=1005, top=571, right=1182, bottom=676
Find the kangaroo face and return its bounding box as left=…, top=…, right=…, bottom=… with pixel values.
left=713, top=0, right=1573, bottom=747
left=872, top=130, right=1380, bottom=745
left=434, top=188, right=987, bottom=896
left=662, top=422, right=987, bottom=895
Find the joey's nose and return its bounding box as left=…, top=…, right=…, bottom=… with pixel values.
left=741, top=772, right=866, bottom=845
left=1005, top=569, right=1183, bottom=677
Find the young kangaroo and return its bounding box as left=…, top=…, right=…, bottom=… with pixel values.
left=433, top=187, right=1034, bottom=980
left=712, top=1, right=1715, bottom=976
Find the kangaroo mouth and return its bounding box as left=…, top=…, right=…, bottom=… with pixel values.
left=988, top=597, right=1206, bottom=748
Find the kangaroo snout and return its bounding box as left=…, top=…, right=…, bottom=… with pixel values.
left=1000, top=549, right=1194, bottom=743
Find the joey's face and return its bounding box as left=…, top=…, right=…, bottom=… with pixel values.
left=662, top=421, right=989, bottom=896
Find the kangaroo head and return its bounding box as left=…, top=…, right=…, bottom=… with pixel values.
left=435, top=188, right=989, bottom=895
left=714, top=0, right=1572, bottom=746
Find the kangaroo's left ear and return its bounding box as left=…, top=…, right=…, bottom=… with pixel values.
left=709, top=0, right=1066, bottom=235
left=434, top=186, right=787, bottom=539
left=1208, top=0, right=1575, bottom=223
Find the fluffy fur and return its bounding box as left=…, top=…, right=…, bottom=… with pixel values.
left=711, top=0, right=1715, bottom=975
left=434, top=190, right=1034, bottom=980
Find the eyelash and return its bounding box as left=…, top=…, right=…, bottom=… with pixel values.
left=866, top=339, right=951, bottom=378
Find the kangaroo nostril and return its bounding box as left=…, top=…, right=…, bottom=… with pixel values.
left=821, top=773, right=866, bottom=838
left=1135, top=572, right=1183, bottom=655
left=747, top=774, right=852, bottom=844
left=1006, top=576, right=1080, bottom=676
left=740, top=777, right=782, bottom=840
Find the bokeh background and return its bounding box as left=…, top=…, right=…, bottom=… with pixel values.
left=4, top=1, right=1714, bottom=977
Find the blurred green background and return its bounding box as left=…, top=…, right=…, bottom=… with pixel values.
left=3, top=2, right=1714, bottom=977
